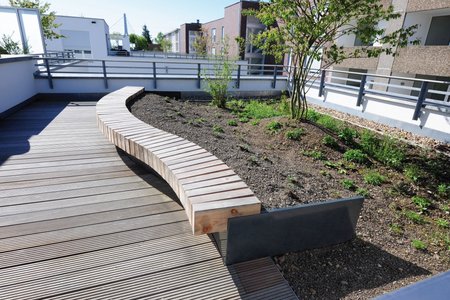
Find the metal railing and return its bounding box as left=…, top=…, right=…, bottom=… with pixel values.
left=34, top=57, right=287, bottom=90
left=33, top=56, right=450, bottom=121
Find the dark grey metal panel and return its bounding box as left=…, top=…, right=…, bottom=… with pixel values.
left=224, top=197, right=364, bottom=265
left=375, top=270, right=450, bottom=300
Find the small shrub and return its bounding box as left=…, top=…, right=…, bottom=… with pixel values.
left=306, top=109, right=321, bottom=122
left=389, top=223, right=403, bottom=235
left=302, top=150, right=326, bottom=160
left=322, top=135, right=338, bottom=148
left=339, top=127, right=358, bottom=145
left=316, top=115, right=342, bottom=132
left=239, top=116, right=249, bottom=123
left=412, top=196, right=431, bottom=213
left=285, top=128, right=304, bottom=140
left=437, top=183, right=448, bottom=197
left=212, top=125, right=224, bottom=134
left=244, top=101, right=283, bottom=119
left=227, top=120, right=238, bottom=126
left=266, top=121, right=282, bottom=133
left=364, top=171, right=387, bottom=186
left=436, top=218, right=449, bottom=228
left=411, top=239, right=427, bottom=251
left=341, top=179, right=356, bottom=190
left=404, top=165, right=423, bottom=183
left=343, top=149, right=368, bottom=164
left=356, top=188, right=370, bottom=197
left=250, top=120, right=260, bottom=126
left=227, top=99, right=245, bottom=112
left=404, top=210, right=425, bottom=224
left=360, top=131, right=404, bottom=169
left=360, top=130, right=379, bottom=155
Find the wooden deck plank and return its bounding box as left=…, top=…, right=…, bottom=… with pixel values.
left=0, top=96, right=296, bottom=299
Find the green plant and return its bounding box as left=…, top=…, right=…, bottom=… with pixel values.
left=338, top=127, right=358, bottom=145
left=306, top=109, right=321, bottom=122
left=364, top=171, right=387, bottom=186
left=285, top=128, right=304, bottom=140
left=239, top=116, right=249, bottom=123
left=243, top=100, right=284, bottom=119
left=266, top=121, right=282, bottom=133
left=436, top=218, right=449, bottom=228
left=343, top=149, right=368, bottom=164
left=302, top=150, right=325, bottom=161
left=360, top=131, right=404, bottom=169
left=389, top=223, right=403, bottom=235
left=341, top=179, right=356, bottom=190
left=411, top=239, right=427, bottom=251
left=412, top=196, right=431, bottom=213
left=356, top=188, right=370, bottom=197
left=320, top=170, right=331, bottom=177
left=437, top=183, right=449, bottom=197
left=238, top=144, right=250, bottom=152
left=322, top=135, right=339, bottom=148
left=403, top=165, right=423, bottom=183
left=324, top=161, right=340, bottom=169
left=212, top=125, right=224, bottom=134
left=316, top=115, right=342, bottom=132
left=404, top=210, right=425, bottom=224
left=250, top=120, right=260, bottom=126
left=227, top=119, right=238, bottom=126
left=0, top=34, right=23, bottom=54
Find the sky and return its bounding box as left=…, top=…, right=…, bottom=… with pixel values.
left=0, top=0, right=242, bottom=37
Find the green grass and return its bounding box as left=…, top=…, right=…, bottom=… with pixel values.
left=243, top=100, right=284, bottom=120
left=356, top=188, right=370, bottom=197
left=250, top=120, right=260, bottom=126
left=341, top=179, right=356, bottom=190
left=305, top=109, right=321, bottom=122
left=404, top=210, right=425, bottom=224
left=360, top=131, right=404, bottom=169
left=338, top=127, right=358, bottom=145
left=343, top=149, right=368, bottom=164
left=403, top=165, right=424, bottom=183
left=411, top=239, right=427, bottom=250
left=302, top=150, right=326, bottom=161
left=285, top=128, right=304, bottom=140
left=266, top=121, right=283, bottom=133
left=316, top=115, right=342, bottom=132
left=322, top=135, right=338, bottom=148
left=212, top=125, right=224, bottom=134
left=364, top=171, right=387, bottom=186
left=389, top=223, right=403, bottom=235
left=436, top=218, right=449, bottom=228
left=227, top=120, right=238, bottom=126
left=239, top=116, right=249, bottom=123
left=411, top=196, right=431, bottom=213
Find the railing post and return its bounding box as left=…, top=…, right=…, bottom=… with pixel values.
left=272, top=66, right=277, bottom=89
left=318, top=70, right=326, bottom=97
left=197, top=63, right=201, bottom=89
left=102, top=60, right=108, bottom=89
left=236, top=64, right=241, bottom=89
left=413, top=81, right=429, bottom=121
left=356, top=74, right=367, bottom=107
left=44, top=58, right=54, bottom=89
left=153, top=62, right=157, bottom=89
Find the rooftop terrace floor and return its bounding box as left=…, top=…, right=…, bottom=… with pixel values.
left=0, top=98, right=296, bottom=299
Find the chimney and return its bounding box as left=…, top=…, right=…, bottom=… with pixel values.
left=197, top=19, right=200, bottom=24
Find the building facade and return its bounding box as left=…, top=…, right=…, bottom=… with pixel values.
left=45, top=15, right=111, bottom=59
left=333, top=0, right=450, bottom=98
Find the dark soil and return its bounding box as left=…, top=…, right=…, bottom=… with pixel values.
left=130, top=93, right=449, bottom=299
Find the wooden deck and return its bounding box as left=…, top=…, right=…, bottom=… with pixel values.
left=0, top=98, right=297, bottom=299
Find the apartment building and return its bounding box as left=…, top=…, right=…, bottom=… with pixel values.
left=333, top=0, right=450, bottom=98
left=163, top=1, right=276, bottom=68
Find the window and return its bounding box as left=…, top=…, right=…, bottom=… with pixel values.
left=211, top=47, right=216, bottom=56
left=221, top=26, right=225, bottom=41
left=211, top=28, right=216, bottom=43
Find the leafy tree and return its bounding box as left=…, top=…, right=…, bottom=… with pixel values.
left=235, top=36, right=246, bottom=60
left=193, top=29, right=208, bottom=56
left=129, top=33, right=147, bottom=50
left=154, top=32, right=172, bottom=52
left=0, top=34, right=23, bottom=54
left=9, top=0, right=62, bottom=40
left=247, top=0, right=418, bottom=120
left=154, top=32, right=165, bottom=45
left=142, top=25, right=152, bottom=45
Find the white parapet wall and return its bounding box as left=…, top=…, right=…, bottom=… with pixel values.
left=0, top=56, right=37, bottom=116
left=306, top=86, right=450, bottom=142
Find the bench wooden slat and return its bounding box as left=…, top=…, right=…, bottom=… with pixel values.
left=96, top=87, right=261, bottom=234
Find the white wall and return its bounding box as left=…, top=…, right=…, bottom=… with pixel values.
left=45, top=16, right=109, bottom=58
left=404, top=12, right=433, bottom=44
left=0, top=56, right=37, bottom=114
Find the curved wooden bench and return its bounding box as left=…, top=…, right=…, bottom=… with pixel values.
left=96, top=87, right=261, bottom=235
